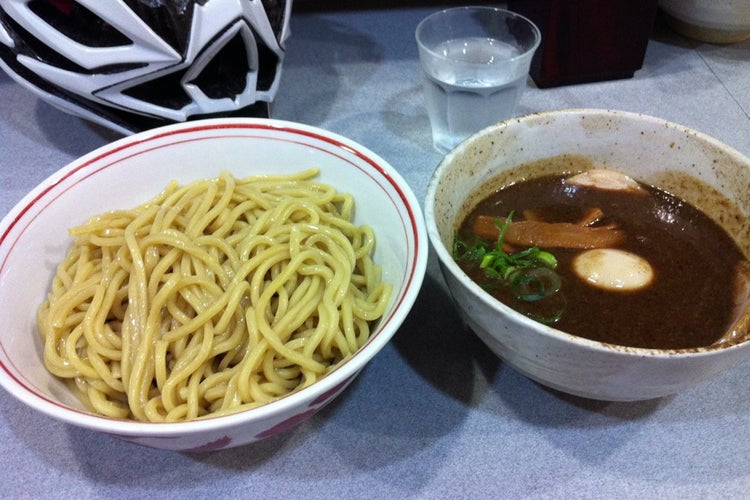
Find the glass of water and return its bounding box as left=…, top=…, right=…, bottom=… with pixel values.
left=416, top=7, right=541, bottom=153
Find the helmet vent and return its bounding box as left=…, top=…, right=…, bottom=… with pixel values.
left=123, top=0, right=205, bottom=56
left=255, top=31, right=278, bottom=92
left=29, top=0, right=131, bottom=48
left=260, top=0, right=287, bottom=43
left=190, top=30, right=248, bottom=100
left=121, top=68, right=192, bottom=110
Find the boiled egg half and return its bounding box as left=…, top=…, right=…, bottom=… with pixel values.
left=573, top=248, right=654, bottom=292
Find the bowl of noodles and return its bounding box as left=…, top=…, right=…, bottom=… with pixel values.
left=0, top=118, right=427, bottom=451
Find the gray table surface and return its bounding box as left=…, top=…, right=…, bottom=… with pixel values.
left=2, top=4, right=750, bottom=499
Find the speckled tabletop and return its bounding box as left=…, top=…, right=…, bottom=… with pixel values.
left=2, top=4, right=750, bottom=499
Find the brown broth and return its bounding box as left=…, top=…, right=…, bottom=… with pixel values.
left=456, top=173, right=748, bottom=349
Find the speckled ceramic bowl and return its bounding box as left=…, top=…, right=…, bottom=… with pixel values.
left=659, top=0, right=750, bottom=44
left=425, top=108, right=750, bottom=401
left=0, top=118, right=428, bottom=450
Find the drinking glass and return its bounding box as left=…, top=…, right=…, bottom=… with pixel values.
left=416, top=7, right=541, bottom=153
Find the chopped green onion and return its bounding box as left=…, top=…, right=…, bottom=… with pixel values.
left=453, top=211, right=565, bottom=322
left=510, top=267, right=561, bottom=301
left=535, top=250, right=558, bottom=268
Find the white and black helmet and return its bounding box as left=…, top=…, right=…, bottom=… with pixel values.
left=0, top=0, right=291, bottom=134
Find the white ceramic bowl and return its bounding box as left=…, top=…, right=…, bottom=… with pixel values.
left=659, top=0, right=750, bottom=44
left=425, top=108, right=750, bottom=401
left=0, top=118, right=427, bottom=450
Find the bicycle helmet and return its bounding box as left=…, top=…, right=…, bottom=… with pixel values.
left=0, top=0, right=291, bottom=134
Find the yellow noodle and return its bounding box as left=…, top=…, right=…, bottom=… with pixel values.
left=37, top=169, right=392, bottom=422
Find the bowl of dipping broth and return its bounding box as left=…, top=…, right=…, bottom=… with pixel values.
left=0, top=118, right=428, bottom=451
left=425, top=108, right=750, bottom=401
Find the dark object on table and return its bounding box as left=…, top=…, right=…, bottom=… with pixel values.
left=0, top=0, right=291, bottom=135
left=507, top=0, right=658, bottom=88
